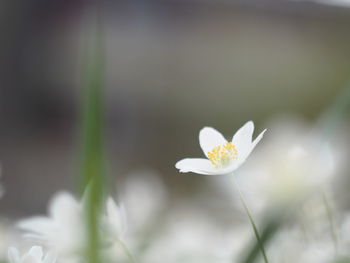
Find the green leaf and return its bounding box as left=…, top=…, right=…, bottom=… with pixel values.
left=238, top=214, right=282, bottom=263
left=79, top=11, right=106, bottom=263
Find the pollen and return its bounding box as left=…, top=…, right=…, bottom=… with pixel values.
left=207, top=142, right=238, bottom=168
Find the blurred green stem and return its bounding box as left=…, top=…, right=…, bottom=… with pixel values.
left=80, top=10, right=105, bottom=263
left=322, top=192, right=338, bottom=254
left=118, top=240, right=137, bottom=263
left=231, top=175, right=269, bottom=263
left=319, top=84, right=350, bottom=138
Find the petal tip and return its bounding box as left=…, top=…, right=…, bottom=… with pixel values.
left=199, top=126, right=216, bottom=136
left=260, top=128, right=267, bottom=136
left=244, top=120, right=254, bottom=129
left=175, top=159, right=183, bottom=169
left=175, top=159, right=189, bottom=173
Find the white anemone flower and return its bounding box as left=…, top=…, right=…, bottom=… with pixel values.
left=101, top=197, right=128, bottom=242
left=17, top=192, right=86, bottom=259
left=241, top=118, right=337, bottom=206
left=17, top=191, right=127, bottom=260
left=8, top=246, right=56, bottom=263
left=175, top=121, right=266, bottom=175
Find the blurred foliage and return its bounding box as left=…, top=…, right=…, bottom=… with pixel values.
left=239, top=214, right=282, bottom=263
left=79, top=10, right=105, bottom=263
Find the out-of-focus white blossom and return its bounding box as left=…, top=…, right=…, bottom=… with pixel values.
left=216, top=117, right=339, bottom=212
left=176, top=121, right=266, bottom=175
left=141, top=205, right=249, bottom=263
left=0, top=220, right=26, bottom=261
left=293, top=0, right=350, bottom=8
left=265, top=227, right=336, bottom=263
left=17, top=191, right=127, bottom=261
left=101, top=197, right=128, bottom=242
left=8, top=246, right=56, bottom=263
left=17, top=192, right=86, bottom=259
left=120, top=170, right=167, bottom=232
left=338, top=212, right=350, bottom=254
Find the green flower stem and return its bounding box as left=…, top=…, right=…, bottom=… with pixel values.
left=322, top=192, right=338, bottom=254
left=118, top=240, right=138, bottom=263
left=231, top=175, right=269, bottom=263
left=79, top=10, right=105, bottom=263
left=319, top=83, right=350, bottom=138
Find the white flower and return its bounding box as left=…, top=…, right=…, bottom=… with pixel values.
left=8, top=246, right=56, bottom=263
left=17, top=192, right=86, bottom=259
left=101, top=198, right=128, bottom=242
left=266, top=227, right=335, bottom=263
left=175, top=121, right=266, bottom=175
left=141, top=206, right=240, bottom=263
left=214, top=117, right=339, bottom=212
left=17, top=191, right=127, bottom=260
left=0, top=220, right=23, bottom=261
left=120, top=170, right=167, bottom=232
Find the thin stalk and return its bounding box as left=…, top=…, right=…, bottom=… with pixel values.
left=322, top=192, right=338, bottom=254
left=79, top=10, right=105, bottom=263
left=118, top=240, right=137, bottom=263
left=319, top=83, right=350, bottom=139
left=231, top=175, right=269, bottom=263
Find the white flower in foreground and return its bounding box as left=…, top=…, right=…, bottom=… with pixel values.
left=17, top=191, right=127, bottom=260
left=8, top=246, right=56, bottom=263
left=175, top=121, right=266, bottom=175
left=17, top=192, right=86, bottom=259
left=0, top=220, right=24, bottom=261
left=102, top=197, right=128, bottom=242
left=142, top=206, right=241, bottom=263
left=120, top=170, right=167, bottom=232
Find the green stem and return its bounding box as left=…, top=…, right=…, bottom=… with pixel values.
left=322, top=192, right=338, bottom=254
left=231, top=176, right=269, bottom=263
left=80, top=10, right=105, bottom=263
left=118, top=240, right=137, bottom=263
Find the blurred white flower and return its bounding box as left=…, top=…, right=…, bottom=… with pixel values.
left=294, top=0, right=350, bottom=8
left=17, top=192, right=86, bottom=259
left=8, top=246, right=56, bottom=263
left=175, top=121, right=266, bottom=175
left=0, top=220, right=26, bottom=261
left=218, top=117, right=339, bottom=211
left=339, top=213, right=350, bottom=247
left=101, top=197, right=128, bottom=242
left=266, top=227, right=335, bottom=263
left=120, top=170, right=167, bottom=232
left=17, top=191, right=127, bottom=260
left=141, top=206, right=242, bottom=263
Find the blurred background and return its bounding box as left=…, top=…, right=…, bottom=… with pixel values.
left=0, top=0, right=350, bottom=220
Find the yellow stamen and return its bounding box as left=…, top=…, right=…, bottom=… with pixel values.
left=207, top=142, right=238, bottom=168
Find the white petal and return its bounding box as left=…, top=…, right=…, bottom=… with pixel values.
left=43, top=251, right=56, bottom=263
left=49, top=192, right=80, bottom=221
left=8, top=247, right=20, bottom=263
left=106, top=197, right=127, bottom=237
left=175, top=158, right=220, bottom=175
left=21, top=254, right=37, bottom=263
left=17, top=216, right=53, bottom=236
left=251, top=129, right=266, bottom=149
left=28, top=246, right=43, bottom=260
left=199, top=127, right=227, bottom=158
left=236, top=128, right=267, bottom=164
left=22, top=233, right=48, bottom=241
left=232, top=121, right=254, bottom=154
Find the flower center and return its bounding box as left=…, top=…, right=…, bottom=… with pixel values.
left=207, top=142, right=238, bottom=168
